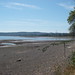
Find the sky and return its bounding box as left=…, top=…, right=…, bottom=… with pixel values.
left=0, top=0, right=74, bottom=33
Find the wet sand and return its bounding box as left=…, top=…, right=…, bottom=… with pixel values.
left=0, top=40, right=74, bottom=75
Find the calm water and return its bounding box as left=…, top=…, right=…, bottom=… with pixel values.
left=0, top=36, right=71, bottom=41
left=1, top=43, right=16, bottom=45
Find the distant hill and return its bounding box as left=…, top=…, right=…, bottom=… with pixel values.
left=0, top=32, right=69, bottom=37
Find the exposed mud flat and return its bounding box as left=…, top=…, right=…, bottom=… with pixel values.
left=0, top=40, right=74, bottom=75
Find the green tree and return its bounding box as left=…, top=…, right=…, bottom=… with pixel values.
left=67, top=10, right=75, bottom=24
left=67, top=9, right=75, bottom=36
left=69, top=23, right=75, bottom=36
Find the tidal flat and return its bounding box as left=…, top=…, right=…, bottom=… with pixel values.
left=0, top=40, right=74, bottom=75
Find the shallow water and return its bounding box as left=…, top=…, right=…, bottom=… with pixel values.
left=1, top=43, right=16, bottom=45
left=0, top=36, right=71, bottom=41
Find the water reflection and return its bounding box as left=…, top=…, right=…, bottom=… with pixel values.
left=1, top=43, right=16, bottom=46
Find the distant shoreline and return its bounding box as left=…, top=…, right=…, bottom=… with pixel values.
left=0, top=32, right=70, bottom=37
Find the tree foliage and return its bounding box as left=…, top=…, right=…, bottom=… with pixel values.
left=69, top=23, right=75, bottom=34
left=67, top=9, right=75, bottom=35
left=67, top=10, right=75, bottom=24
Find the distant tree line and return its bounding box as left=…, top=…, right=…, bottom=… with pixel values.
left=0, top=32, right=70, bottom=37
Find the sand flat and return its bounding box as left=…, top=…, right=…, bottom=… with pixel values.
left=0, top=41, right=74, bottom=75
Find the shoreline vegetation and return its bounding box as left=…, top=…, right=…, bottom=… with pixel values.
left=0, top=38, right=75, bottom=75
left=54, top=52, right=75, bottom=75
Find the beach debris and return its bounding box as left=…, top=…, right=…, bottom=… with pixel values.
left=50, top=42, right=59, bottom=46
left=67, top=46, right=72, bottom=48
left=16, top=58, right=22, bottom=62
left=42, top=46, right=49, bottom=52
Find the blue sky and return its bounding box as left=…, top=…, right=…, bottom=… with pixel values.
left=0, top=0, right=74, bottom=33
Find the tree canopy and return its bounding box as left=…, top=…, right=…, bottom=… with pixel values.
left=67, top=10, right=75, bottom=24
left=67, top=9, right=75, bottom=35
left=69, top=23, right=75, bottom=33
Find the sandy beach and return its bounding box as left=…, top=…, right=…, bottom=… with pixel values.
left=0, top=40, right=75, bottom=75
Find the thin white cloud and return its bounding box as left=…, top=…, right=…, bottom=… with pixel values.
left=0, top=2, right=41, bottom=9
left=58, top=3, right=74, bottom=10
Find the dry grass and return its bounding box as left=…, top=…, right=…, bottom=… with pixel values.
left=63, top=51, right=75, bottom=75
left=54, top=52, right=75, bottom=75
left=53, top=65, right=75, bottom=75
left=63, top=65, right=75, bottom=75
